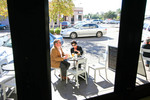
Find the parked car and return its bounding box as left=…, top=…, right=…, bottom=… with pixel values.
left=92, top=19, right=103, bottom=24
left=0, top=38, right=13, bottom=65
left=108, top=20, right=120, bottom=24
left=0, top=33, right=10, bottom=46
left=0, top=23, right=7, bottom=30
left=74, top=21, right=86, bottom=25
left=84, top=18, right=92, bottom=23
left=50, top=33, right=64, bottom=49
left=0, top=33, right=64, bottom=65
left=61, top=21, right=71, bottom=29
left=60, top=23, right=107, bottom=39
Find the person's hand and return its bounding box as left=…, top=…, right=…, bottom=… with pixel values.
left=63, top=56, right=68, bottom=59
left=74, top=49, right=79, bottom=52
left=63, top=54, right=70, bottom=59
left=65, top=54, right=70, bottom=58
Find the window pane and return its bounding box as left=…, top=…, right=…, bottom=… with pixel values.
left=136, top=1, right=150, bottom=86
left=50, top=0, right=122, bottom=99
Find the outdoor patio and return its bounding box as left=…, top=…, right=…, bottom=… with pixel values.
left=51, top=64, right=150, bottom=100
left=0, top=64, right=149, bottom=100
left=51, top=67, right=115, bottom=100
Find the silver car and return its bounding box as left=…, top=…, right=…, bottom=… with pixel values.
left=60, top=23, right=107, bottom=39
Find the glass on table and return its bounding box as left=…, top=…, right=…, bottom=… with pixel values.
left=72, top=53, right=75, bottom=57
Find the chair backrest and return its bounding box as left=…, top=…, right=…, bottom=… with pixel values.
left=141, top=48, right=150, bottom=61
left=98, top=45, right=108, bottom=68
left=75, top=58, right=87, bottom=70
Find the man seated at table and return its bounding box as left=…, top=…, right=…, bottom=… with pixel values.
left=51, top=39, right=70, bottom=80
left=71, top=40, right=83, bottom=68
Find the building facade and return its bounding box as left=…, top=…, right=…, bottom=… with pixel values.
left=50, top=7, right=83, bottom=27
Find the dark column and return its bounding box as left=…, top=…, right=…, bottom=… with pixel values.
left=114, top=0, right=146, bottom=99
left=7, top=0, right=51, bottom=100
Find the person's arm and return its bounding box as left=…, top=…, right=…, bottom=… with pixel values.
left=51, top=48, right=64, bottom=61
left=71, top=48, right=74, bottom=54
left=61, top=47, right=65, bottom=57
left=77, top=46, right=83, bottom=55
left=61, top=48, right=69, bottom=59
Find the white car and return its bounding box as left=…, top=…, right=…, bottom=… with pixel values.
left=92, top=19, right=101, bottom=24
left=60, top=23, right=107, bottom=39
left=0, top=33, right=10, bottom=46
left=0, top=38, right=13, bottom=65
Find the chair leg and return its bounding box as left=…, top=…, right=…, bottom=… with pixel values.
left=88, top=67, right=90, bottom=78
left=54, top=68, right=62, bottom=81
left=85, top=72, right=88, bottom=84
left=105, top=69, right=108, bottom=80
left=60, top=68, right=62, bottom=81
left=54, top=69, right=56, bottom=76
left=94, top=70, right=96, bottom=82
left=66, top=71, right=68, bottom=84
left=2, top=85, right=6, bottom=100
left=99, top=70, right=101, bottom=76
left=14, top=87, right=17, bottom=93
left=75, top=75, right=79, bottom=88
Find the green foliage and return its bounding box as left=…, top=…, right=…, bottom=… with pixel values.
left=83, top=8, right=121, bottom=20
left=50, top=28, right=54, bottom=34
left=49, top=0, right=74, bottom=28
left=55, top=27, right=61, bottom=35
left=0, top=0, right=8, bottom=20
left=104, top=11, right=117, bottom=19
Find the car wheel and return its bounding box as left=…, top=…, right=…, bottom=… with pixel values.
left=70, top=32, right=77, bottom=39
left=96, top=31, right=102, bottom=38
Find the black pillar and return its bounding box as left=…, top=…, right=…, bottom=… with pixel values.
left=7, top=0, right=51, bottom=100
left=114, top=0, right=146, bottom=99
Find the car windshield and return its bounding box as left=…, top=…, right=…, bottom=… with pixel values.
left=73, top=23, right=83, bottom=29
left=3, top=39, right=12, bottom=47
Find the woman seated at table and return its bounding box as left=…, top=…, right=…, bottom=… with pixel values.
left=71, top=40, right=83, bottom=56
left=70, top=40, right=83, bottom=68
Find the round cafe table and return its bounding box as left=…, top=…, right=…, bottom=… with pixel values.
left=2, top=63, right=14, bottom=71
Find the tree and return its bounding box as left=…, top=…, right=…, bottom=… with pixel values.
left=116, top=8, right=121, bottom=20
left=116, top=8, right=121, bottom=15
left=49, top=0, right=74, bottom=29
left=0, top=0, right=8, bottom=20
left=104, top=10, right=117, bottom=19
